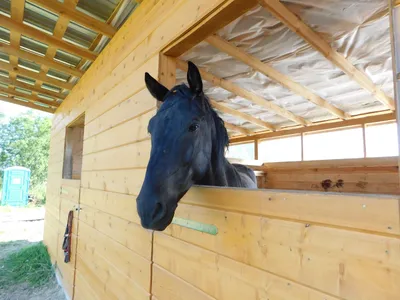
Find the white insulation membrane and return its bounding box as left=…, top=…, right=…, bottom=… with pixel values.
left=177, top=0, right=394, bottom=134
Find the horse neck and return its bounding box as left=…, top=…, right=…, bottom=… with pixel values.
left=195, top=135, right=232, bottom=187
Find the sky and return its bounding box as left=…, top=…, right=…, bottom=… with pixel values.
left=0, top=101, right=52, bottom=122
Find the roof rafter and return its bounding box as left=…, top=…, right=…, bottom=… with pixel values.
left=259, top=0, right=395, bottom=110
left=0, top=77, right=65, bottom=100
left=0, top=95, right=55, bottom=113
left=28, top=0, right=117, bottom=38
left=9, top=0, right=25, bottom=84
left=0, top=60, right=75, bottom=90
left=34, top=3, right=75, bottom=97
left=224, top=122, right=253, bottom=136
left=0, top=43, right=83, bottom=77
left=206, top=34, right=350, bottom=120
left=0, top=14, right=97, bottom=61
left=210, top=99, right=276, bottom=131
left=0, top=86, right=59, bottom=108
left=230, top=111, right=395, bottom=143
left=176, top=59, right=309, bottom=126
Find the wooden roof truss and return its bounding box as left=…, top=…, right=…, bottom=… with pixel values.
left=0, top=0, right=139, bottom=113
left=172, top=1, right=396, bottom=139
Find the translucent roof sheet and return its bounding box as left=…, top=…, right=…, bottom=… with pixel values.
left=76, top=0, right=120, bottom=22
left=64, top=21, right=97, bottom=49
left=0, top=0, right=10, bottom=17
left=0, top=27, right=10, bottom=44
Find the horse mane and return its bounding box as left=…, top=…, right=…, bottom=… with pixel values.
left=201, top=94, right=230, bottom=155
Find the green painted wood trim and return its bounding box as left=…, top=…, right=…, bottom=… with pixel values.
left=171, top=217, right=218, bottom=235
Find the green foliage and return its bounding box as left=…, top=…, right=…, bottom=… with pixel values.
left=0, top=242, right=54, bottom=288
left=30, top=182, right=47, bottom=206
left=0, top=112, right=51, bottom=188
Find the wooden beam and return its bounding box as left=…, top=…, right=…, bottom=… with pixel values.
left=0, top=86, right=59, bottom=108
left=0, top=95, right=55, bottom=113
left=176, top=59, right=308, bottom=127
left=0, top=43, right=84, bottom=77
left=35, top=11, right=72, bottom=97
left=259, top=0, right=395, bottom=110
left=210, top=99, right=276, bottom=131
left=28, top=0, right=117, bottom=38
left=224, top=122, right=253, bottom=136
left=206, top=35, right=350, bottom=120
left=9, top=0, right=25, bottom=83
left=0, top=60, right=75, bottom=90
left=230, top=111, right=396, bottom=143
left=159, top=54, right=176, bottom=89
left=164, top=0, right=258, bottom=57
left=0, top=77, right=66, bottom=100
left=0, top=14, right=97, bottom=61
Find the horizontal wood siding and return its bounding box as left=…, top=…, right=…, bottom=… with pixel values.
left=261, top=157, right=400, bottom=194
left=44, top=0, right=400, bottom=300
left=152, top=187, right=400, bottom=300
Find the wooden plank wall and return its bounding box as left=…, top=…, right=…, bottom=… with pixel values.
left=153, top=187, right=400, bottom=300
left=261, top=157, right=400, bottom=195
left=42, top=0, right=400, bottom=299
left=43, top=0, right=241, bottom=299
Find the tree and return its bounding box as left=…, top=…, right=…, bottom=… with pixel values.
left=0, top=114, right=51, bottom=187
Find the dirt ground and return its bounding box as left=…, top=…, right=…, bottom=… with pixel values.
left=0, top=207, right=66, bottom=300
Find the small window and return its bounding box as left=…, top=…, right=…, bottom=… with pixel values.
left=366, top=122, right=398, bottom=157
left=63, top=114, right=85, bottom=180
left=226, top=142, right=255, bottom=160
left=303, top=127, right=364, bottom=160
left=258, top=135, right=302, bottom=162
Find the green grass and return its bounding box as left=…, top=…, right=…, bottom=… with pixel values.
left=0, top=242, right=54, bottom=288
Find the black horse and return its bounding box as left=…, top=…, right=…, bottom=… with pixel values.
left=136, top=61, right=257, bottom=231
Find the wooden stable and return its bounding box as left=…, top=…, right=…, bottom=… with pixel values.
left=32, top=0, right=400, bottom=299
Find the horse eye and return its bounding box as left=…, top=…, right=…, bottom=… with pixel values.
left=188, top=123, right=199, bottom=132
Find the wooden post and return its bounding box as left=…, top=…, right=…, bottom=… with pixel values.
left=254, top=139, right=259, bottom=160
left=389, top=0, right=400, bottom=182
left=157, top=54, right=176, bottom=108
left=362, top=124, right=367, bottom=158
left=300, top=133, right=304, bottom=161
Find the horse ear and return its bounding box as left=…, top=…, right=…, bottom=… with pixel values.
left=187, top=61, right=203, bottom=95
left=145, top=72, right=169, bottom=102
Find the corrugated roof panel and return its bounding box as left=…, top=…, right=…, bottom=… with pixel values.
left=0, top=70, right=8, bottom=77
left=0, top=82, right=8, bottom=89
left=37, top=93, right=55, bottom=101
left=0, top=52, right=9, bottom=63
left=63, top=21, right=97, bottom=49
left=19, top=58, right=41, bottom=73
left=41, top=83, right=61, bottom=93
left=54, top=49, right=81, bottom=67
left=34, top=101, right=50, bottom=108
left=14, top=97, right=29, bottom=102
left=76, top=0, right=119, bottom=22
left=47, top=69, right=71, bottom=82
left=24, top=1, right=58, bottom=34
left=0, top=27, right=10, bottom=44
left=0, top=0, right=10, bottom=17
left=20, top=35, right=48, bottom=56
left=16, top=75, right=35, bottom=85
left=15, top=87, right=32, bottom=95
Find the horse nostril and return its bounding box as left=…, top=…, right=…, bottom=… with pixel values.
left=152, top=202, right=166, bottom=221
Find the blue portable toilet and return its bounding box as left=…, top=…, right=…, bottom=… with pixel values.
left=1, top=166, right=31, bottom=207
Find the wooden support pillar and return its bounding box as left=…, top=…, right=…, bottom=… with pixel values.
left=254, top=139, right=259, bottom=160
left=300, top=133, right=304, bottom=161
left=389, top=0, right=400, bottom=182
left=157, top=54, right=176, bottom=108
left=362, top=124, right=367, bottom=158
